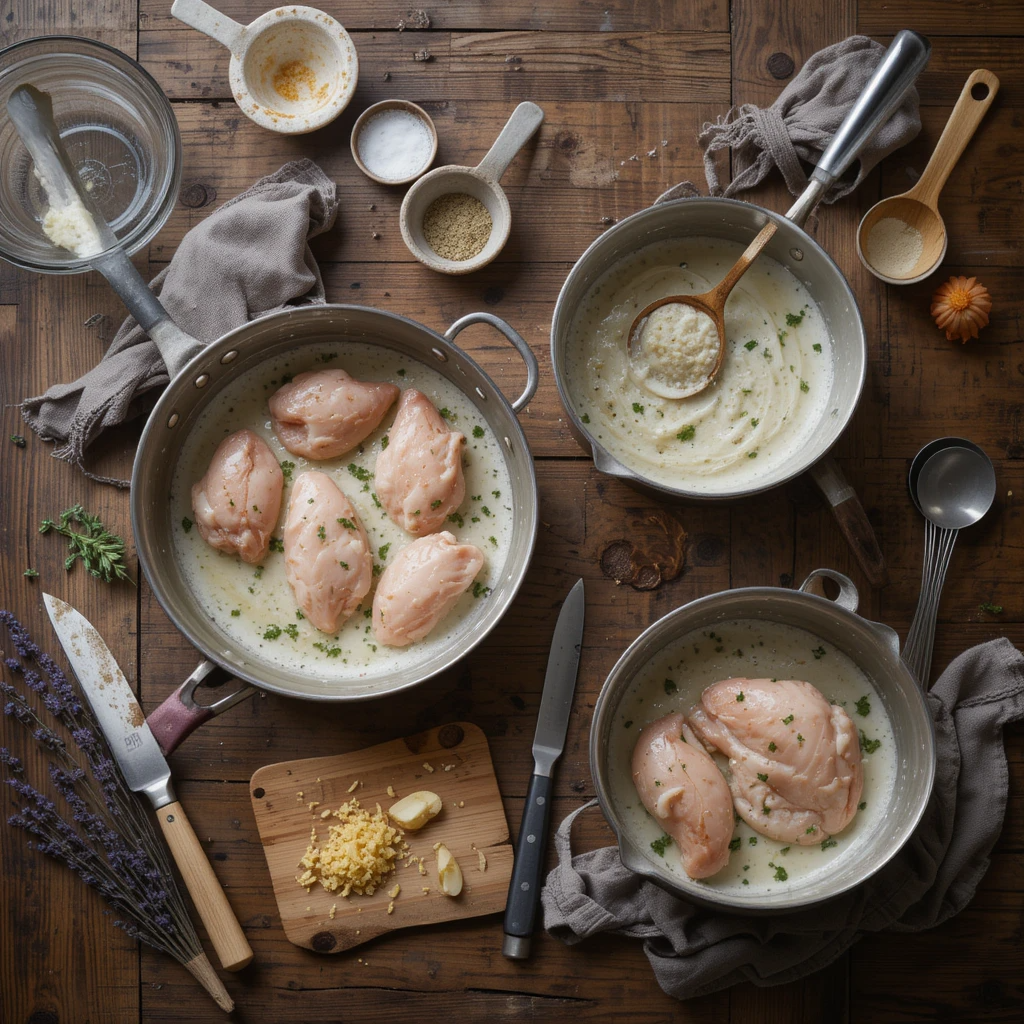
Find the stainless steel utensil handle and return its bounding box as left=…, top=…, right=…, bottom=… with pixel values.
left=475, top=102, right=545, bottom=183
left=786, top=29, right=931, bottom=227
left=445, top=312, right=539, bottom=412
left=91, top=248, right=204, bottom=376
left=902, top=520, right=958, bottom=687
left=798, top=568, right=860, bottom=613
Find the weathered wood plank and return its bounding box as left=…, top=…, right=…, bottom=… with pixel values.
left=859, top=0, right=1024, bottom=37
left=1, top=0, right=137, bottom=51
left=140, top=30, right=733, bottom=103
left=139, top=0, right=730, bottom=33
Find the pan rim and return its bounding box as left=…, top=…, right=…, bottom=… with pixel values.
left=131, top=303, right=539, bottom=702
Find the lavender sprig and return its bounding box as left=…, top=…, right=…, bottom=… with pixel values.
left=0, top=613, right=201, bottom=967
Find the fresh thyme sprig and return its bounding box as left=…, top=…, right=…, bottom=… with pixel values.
left=39, top=505, right=133, bottom=584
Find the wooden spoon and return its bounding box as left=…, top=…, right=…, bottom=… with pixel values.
left=627, top=220, right=778, bottom=400
left=857, top=69, right=999, bottom=285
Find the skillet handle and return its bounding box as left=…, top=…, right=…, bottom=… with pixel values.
left=445, top=312, right=539, bottom=413
left=148, top=660, right=256, bottom=757
left=809, top=455, right=890, bottom=589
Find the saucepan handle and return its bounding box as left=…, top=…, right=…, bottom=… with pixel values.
left=148, top=660, right=256, bottom=757
left=786, top=29, right=931, bottom=227
left=445, top=312, right=540, bottom=413
left=799, top=568, right=860, bottom=614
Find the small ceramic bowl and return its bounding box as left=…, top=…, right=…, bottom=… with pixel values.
left=350, top=99, right=437, bottom=186
left=400, top=101, right=543, bottom=275
left=171, top=0, right=357, bottom=135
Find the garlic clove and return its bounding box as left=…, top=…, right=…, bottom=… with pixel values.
left=388, top=790, right=442, bottom=830
left=435, top=843, right=463, bottom=896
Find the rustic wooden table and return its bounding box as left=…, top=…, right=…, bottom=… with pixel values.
left=2, top=1, right=1022, bottom=1021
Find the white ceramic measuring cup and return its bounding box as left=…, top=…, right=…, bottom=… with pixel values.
left=170, top=0, right=358, bottom=134
left=400, top=101, right=544, bottom=274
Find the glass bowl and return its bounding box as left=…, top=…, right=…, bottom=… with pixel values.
left=0, top=36, right=181, bottom=274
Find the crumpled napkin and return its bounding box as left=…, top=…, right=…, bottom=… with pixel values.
left=657, top=35, right=922, bottom=205
left=541, top=638, right=1024, bottom=1000
left=21, top=158, right=339, bottom=486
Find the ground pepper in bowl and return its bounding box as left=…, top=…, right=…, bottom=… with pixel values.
left=422, top=193, right=492, bottom=260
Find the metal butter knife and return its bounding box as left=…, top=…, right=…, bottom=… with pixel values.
left=503, top=577, right=585, bottom=959
left=43, top=594, right=254, bottom=972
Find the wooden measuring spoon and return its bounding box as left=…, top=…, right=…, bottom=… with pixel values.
left=857, top=69, right=999, bottom=285
left=627, top=220, right=778, bottom=399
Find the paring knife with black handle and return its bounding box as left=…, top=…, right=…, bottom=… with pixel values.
left=502, top=578, right=585, bottom=959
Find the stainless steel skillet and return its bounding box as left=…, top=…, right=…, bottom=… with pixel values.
left=551, top=31, right=931, bottom=588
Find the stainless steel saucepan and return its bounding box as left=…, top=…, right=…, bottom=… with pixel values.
left=552, top=31, right=931, bottom=589
left=590, top=568, right=936, bottom=913
left=131, top=305, right=540, bottom=728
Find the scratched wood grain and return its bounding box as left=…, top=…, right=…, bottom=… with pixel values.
left=2, top=0, right=1024, bottom=1021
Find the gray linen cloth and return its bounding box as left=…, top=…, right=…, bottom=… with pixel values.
left=657, top=35, right=922, bottom=206
left=542, top=638, right=1024, bottom=999
left=21, top=158, right=339, bottom=486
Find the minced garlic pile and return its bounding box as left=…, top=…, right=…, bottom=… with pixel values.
left=297, top=797, right=409, bottom=897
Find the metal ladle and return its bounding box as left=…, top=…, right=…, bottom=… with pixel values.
left=903, top=437, right=996, bottom=687
left=6, top=84, right=202, bottom=375
left=626, top=219, right=778, bottom=399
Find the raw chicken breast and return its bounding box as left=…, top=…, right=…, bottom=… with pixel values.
left=372, top=531, right=483, bottom=647
left=191, top=429, right=283, bottom=564
left=283, top=472, right=372, bottom=633
left=631, top=713, right=734, bottom=879
left=687, top=678, right=863, bottom=845
left=268, top=369, right=399, bottom=460
left=374, top=389, right=465, bottom=535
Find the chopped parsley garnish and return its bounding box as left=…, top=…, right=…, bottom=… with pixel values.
left=811, top=645, right=826, bottom=660
left=782, top=714, right=794, bottom=725
left=230, top=609, right=241, bottom=617
left=799, top=379, right=809, bottom=393
left=489, top=536, right=498, bottom=546
left=744, top=339, right=758, bottom=351
left=650, top=834, right=672, bottom=857
left=472, top=425, right=485, bottom=438
left=768, top=741, right=777, bottom=753
left=317, top=525, right=326, bottom=541
left=797, top=733, right=805, bottom=745
left=296, top=610, right=305, bottom=620
left=372, top=563, right=383, bottom=577
left=472, top=581, right=491, bottom=599
left=854, top=695, right=871, bottom=717
left=780, top=846, right=791, bottom=855
left=283, top=623, right=299, bottom=640
left=763, top=348, right=772, bottom=361
left=750, top=418, right=760, bottom=427
left=772, top=865, right=789, bottom=882
left=632, top=402, right=644, bottom=414
left=481, top=506, right=492, bottom=517
left=805, top=826, right=817, bottom=834
left=492, top=489, right=501, bottom=498
left=581, top=413, right=590, bottom=424
left=371, top=492, right=382, bottom=509
left=785, top=311, right=805, bottom=327
left=728, top=837, right=742, bottom=852
left=736, top=691, right=745, bottom=702
left=858, top=801, right=867, bottom=811
left=748, top=836, right=758, bottom=847
left=742, top=878, right=750, bottom=885
left=821, top=838, right=838, bottom=851
left=447, top=512, right=464, bottom=528
left=762, top=804, right=771, bottom=815
left=397, top=368, right=406, bottom=377
left=756, top=773, right=768, bottom=782
left=181, top=517, right=193, bottom=533
left=747, top=451, right=758, bottom=459
left=263, top=625, right=282, bottom=640
left=23, top=568, right=39, bottom=579
left=337, top=517, right=356, bottom=530
left=379, top=434, right=389, bottom=451
left=980, top=602, right=1003, bottom=614
left=313, top=642, right=342, bottom=657
left=812, top=343, right=822, bottom=353
left=280, top=460, right=295, bottom=479
left=339, top=560, right=349, bottom=570
left=269, top=537, right=285, bottom=553
left=676, top=425, right=696, bottom=442
left=663, top=678, right=678, bottom=695
left=859, top=731, right=881, bottom=754
left=378, top=543, right=391, bottom=560
left=347, top=463, right=372, bottom=482
left=439, top=407, right=454, bottom=421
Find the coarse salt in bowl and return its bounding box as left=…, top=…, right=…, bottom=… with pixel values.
left=350, top=100, right=437, bottom=186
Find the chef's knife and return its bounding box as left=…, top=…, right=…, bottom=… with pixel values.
left=43, top=594, right=254, bottom=972
left=503, top=578, right=585, bottom=959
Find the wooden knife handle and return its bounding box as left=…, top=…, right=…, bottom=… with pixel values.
left=157, top=800, right=254, bottom=971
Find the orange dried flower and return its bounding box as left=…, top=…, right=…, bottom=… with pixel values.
left=930, top=275, right=991, bottom=343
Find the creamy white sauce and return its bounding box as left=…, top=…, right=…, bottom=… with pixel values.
left=566, top=237, right=833, bottom=493
left=630, top=301, right=719, bottom=394
left=171, top=343, right=512, bottom=680
left=607, top=619, right=896, bottom=895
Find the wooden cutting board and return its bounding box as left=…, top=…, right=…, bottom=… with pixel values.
left=249, top=722, right=512, bottom=953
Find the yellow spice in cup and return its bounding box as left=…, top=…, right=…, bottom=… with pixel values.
left=422, top=193, right=492, bottom=261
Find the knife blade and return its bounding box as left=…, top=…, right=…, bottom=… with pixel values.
left=43, top=593, right=253, bottom=972
left=503, top=578, right=585, bottom=959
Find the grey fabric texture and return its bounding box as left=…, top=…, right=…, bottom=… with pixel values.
left=656, top=35, right=922, bottom=206
left=541, top=638, right=1024, bottom=999
left=21, top=158, right=338, bottom=486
